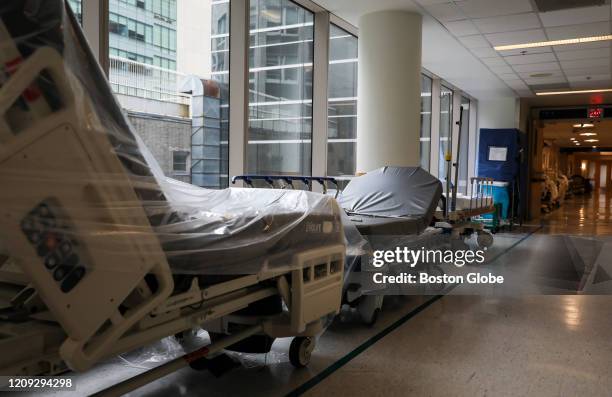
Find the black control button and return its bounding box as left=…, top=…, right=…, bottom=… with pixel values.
left=59, top=241, right=72, bottom=256
left=21, top=218, right=34, bottom=233
left=60, top=266, right=86, bottom=293
left=53, top=265, right=73, bottom=281
left=64, top=253, right=79, bottom=267
left=44, top=253, right=60, bottom=269
left=28, top=231, right=42, bottom=244
left=37, top=242, right=50, bottom=257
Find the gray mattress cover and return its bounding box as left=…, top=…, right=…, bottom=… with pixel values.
left=338, top=167, right=442, bottom=235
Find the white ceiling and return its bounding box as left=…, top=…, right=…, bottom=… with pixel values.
left=316, top=0, right=612, bottom=100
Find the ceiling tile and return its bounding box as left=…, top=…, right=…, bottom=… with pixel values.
left=569, top=79, right=612, bottom=89
left=499, top=73, right=521, bottom=81
left=481, top=56, right=508, bottom=66
left=511, top=61, right=561, bottom=73
left=424, top=3, right=465, bottom=22
left=545, top=22, right=611, bottom=40
left=471, top=47, right=499, bottom=58
left=554, top=41, right=611, bottom=52
left=458, top=34, right=491, bottom=48
left=472, top=13, right=541, bottom=34
left=566, top=73, right=611, bottom=82
left=415, top=0, right=452, bottom=5
left=556, top=48, right=610, bottom=61
left=485, top=29, right=547, bottom=47
left=517, top=69, right=564, bottom=79
left=563, top=66, right=610, bottom=76
left=489, top=64, right=514, bottom=74
left=444, top=20, right=480, bottom=36
left=560, top=57, right=610, bottom=70
left=539, top=5, right=610, bottom=27
left=524, top=75, right=567, bottom=85
left=504, top=52, right=557, bottom=65
left=457, top=0, right=533, bottom=19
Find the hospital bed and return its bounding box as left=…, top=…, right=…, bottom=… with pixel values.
left=0, top=1, right=345, bottom=393
left=234, top=167, right=448, bottom=324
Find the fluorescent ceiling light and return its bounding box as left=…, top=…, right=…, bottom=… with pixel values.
left=536, top=88, right=612, bottom=96
left=585, top=139, right=599, bottom=142
left=573, top=123, right=594, bottom=128
left=580, top=132, right=597, bottom=136
left=494, top=35, right=612, bottom=51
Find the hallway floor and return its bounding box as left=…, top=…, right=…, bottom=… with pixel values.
left=34, top=194, right=612, bottom=397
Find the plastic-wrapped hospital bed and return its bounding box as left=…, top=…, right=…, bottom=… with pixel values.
left=0, top=1, right=345, bottom=391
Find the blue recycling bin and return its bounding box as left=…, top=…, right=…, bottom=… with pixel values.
left=491, top=181, right=510, bottom=219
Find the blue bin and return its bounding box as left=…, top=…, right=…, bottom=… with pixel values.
left=491, top=181, right=510, bottom=219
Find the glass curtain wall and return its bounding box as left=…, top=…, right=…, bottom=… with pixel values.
left=327, top=24, right=358, bottom=179
left=420, top=74, right=432, bottom=171
left=67, top=0, right=82, bottom=23
left=106, top=0, right=229, bottom=188
left=248, top=0, right=314, bottom=177
left=458, top=96, right=470, bottom=194
left=438, top=84, right=453, bottom=180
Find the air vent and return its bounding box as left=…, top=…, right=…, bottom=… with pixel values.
left=534, top=0, right=608, bottom=12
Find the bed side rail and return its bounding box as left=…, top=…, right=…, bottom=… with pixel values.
left=468, top=177, right=494, bottom=213
left=232, top=175, right=340, bottom=196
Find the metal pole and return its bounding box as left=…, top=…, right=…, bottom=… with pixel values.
left=451, top=106, right=464, bottom=212
left=92, top=325, right=263, bottom=397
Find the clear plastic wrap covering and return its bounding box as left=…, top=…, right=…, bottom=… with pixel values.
left=0, top=1, right=344, bottom=275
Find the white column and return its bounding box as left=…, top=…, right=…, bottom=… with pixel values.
left=311, top=11, right=330, bottom=189
left=356, top=11, right=422, bottom=173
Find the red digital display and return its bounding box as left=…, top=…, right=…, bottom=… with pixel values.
left=588, top=107, right=603, bottom=119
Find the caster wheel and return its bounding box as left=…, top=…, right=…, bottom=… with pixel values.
left=362, top=308, right=380, bottom=327
left=289, top=336, right=314, bottom=368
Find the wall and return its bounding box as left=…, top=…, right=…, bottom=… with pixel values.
left=477, top=97, right=519, bottom=130
left=127, top=111, right=192, bottom=183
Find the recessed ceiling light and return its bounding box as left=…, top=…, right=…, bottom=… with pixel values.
left=580, top=132, right=597, bottom=136
left=494, top=35, right=612, bottom=51
left=585, top=139, right=599, bottom=142
left=536, top=88, right=612, bottom=96
left=593, top=146, right=598, bottom=149
left=570, top=137, right=576, bottom=140
left=573, top=123, right=594, bottom=128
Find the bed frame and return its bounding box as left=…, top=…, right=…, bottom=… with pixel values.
left=0, top=45, right=345, bottom=394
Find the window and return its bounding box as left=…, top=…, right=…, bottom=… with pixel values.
left=458, top=96, right=470, bottom=193
left=172, top=151, right=190, bottom=173
left=327, top=25, right=358, bottom=179
left=420, top=74, right=432, bottom=171
left=248, top=0, right=314, bottom=178
left=67, top=0, right=82, bottom=24
left=438, top=85, right=453, bottom=181
left=107, top=0, right=229, bottom=188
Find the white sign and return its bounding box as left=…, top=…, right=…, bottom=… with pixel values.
left=488, top=146, right=508, bottom=162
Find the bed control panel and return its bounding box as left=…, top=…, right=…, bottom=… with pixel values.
left=20, top=201, right=87, bottom=293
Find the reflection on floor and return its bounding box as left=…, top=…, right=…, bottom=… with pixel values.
left=32, top=194, right=612, bottom=397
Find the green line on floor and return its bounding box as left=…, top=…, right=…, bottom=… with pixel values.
left=287, top=225, right=542, bottom=396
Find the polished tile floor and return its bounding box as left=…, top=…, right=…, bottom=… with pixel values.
left=33, top=194, right=612, bottom=397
